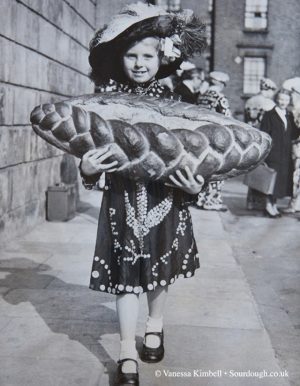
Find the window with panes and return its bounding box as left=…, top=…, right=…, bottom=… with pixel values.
left=243, top=57, right=266, bottom=94
left=245, top=0, right=268, bottom=30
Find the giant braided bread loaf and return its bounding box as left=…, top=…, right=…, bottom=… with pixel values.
left=30, top=92, right=271, bottom=182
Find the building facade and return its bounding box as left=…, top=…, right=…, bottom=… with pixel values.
left=213, top=0, right=300, bottom=118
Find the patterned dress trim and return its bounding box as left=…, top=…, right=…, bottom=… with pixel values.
left=83, top=79, right=199, bottom=295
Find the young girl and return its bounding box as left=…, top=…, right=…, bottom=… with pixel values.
left=80, top=3, right=206, bottom=385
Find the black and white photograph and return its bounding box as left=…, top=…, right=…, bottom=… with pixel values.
left=0, top=0, right=299, bottom=385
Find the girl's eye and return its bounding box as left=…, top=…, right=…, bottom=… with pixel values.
left=144, top=54, right=154, bottom=59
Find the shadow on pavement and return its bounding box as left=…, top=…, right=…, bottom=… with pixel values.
left=77, top=200, right=100, bottom=221
left=0, top=257, right=118, bottom=386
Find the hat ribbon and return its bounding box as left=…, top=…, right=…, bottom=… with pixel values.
left=160, top=34, right=182, bottom=62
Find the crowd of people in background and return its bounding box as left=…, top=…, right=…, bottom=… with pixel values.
left=160, top=65, right=300, bottom=217
left=244, top=77, right=300, bottom=217
left=161, top=63, right=232, bottom=212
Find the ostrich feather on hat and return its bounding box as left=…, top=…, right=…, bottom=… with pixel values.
left=89, top=2, right=207, bottom=83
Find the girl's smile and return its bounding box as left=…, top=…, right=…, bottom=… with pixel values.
left=123, top=37, right=161, bottom=84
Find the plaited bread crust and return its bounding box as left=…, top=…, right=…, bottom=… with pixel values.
left=30, top=92, right=271, bottom=182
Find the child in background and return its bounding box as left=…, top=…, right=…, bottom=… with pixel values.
left=174, top=63, right=204, bottom=104
left=196, top=71, right=231, bottom=211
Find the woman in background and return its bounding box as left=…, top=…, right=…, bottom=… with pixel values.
left=260, top=89, right=299, bottom=217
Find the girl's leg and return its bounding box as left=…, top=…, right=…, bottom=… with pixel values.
left=145, top=286, right=168, bottom=348
left=116, top=293, right=139, bottom=373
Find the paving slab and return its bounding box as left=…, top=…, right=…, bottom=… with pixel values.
left=0, top=356, right=103, bottom=386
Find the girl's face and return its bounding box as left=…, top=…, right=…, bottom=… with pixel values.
left=122, top=37, right=161, bottom=84
left=276, top=93, right=290, bottom=109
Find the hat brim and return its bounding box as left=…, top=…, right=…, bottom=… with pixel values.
left=89, top=15, right=183, bottom=82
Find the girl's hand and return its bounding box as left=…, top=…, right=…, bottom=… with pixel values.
left=80, top=148, right=118, bottom=176
left=165, top=166, right=205, bottom=195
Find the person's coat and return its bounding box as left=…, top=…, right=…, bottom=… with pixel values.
left=260, top=107, right=299, bottom=198
left=174, top=82, right=199, bottom=104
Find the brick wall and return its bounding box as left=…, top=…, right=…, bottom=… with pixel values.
left=0, top=0, right=96, bottom=244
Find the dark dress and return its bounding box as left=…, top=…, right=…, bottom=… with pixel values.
left=174, top=82, right=199, bottom=104
left=82, top=79, right=200, bottom=295
left=260, top=107, right=298, bottom=198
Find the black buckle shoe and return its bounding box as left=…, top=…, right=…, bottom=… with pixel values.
left=140, top=330, right=164, bottom=363
left=115, top=358, right=139, bottom=386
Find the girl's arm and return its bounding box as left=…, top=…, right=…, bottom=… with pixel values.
left=165, top=166, right=205, bottom=195
left=79, top=148, right=118, bottom=190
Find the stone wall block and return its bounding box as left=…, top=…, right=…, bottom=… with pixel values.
left=0, top=39, right=10, bottom=83
left=32, top=132, right=62, bottom=160
left=0, top=169, right=10, bottom=218
left=25, top=162, right=42, bottom=203
left=0, top=86, right=14, bottom=125
left=66, top=0, right=96, bottom=27
left=0, top=127, right=10, bottom=168
left=8, top=127, right=28, bottom=166
left=0, top=0, right=15, bottom=38
left=19, top=2, right=40, bottom=49
left=13, top=87, right=37, bottom=125
left=10, top=164, right=27, bottom=211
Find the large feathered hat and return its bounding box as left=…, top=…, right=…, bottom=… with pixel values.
left=89, top=2, right=206, bottom=84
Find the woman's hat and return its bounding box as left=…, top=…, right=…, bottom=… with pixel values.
left=260, top=78, right=277, bottom=91
left=275, top=88, right=292, bottom=97
left=209, top=71, right=230, bottom=85
left=89, top=2, right=206, bottom=83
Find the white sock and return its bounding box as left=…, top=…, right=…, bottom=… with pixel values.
left=144, top=316, right=163, bottom=348
left=272, top=204, right=280, bottom=214
left=119, top=340, right=138, bottom=373
left=266, top=202, right=276, bottom=215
